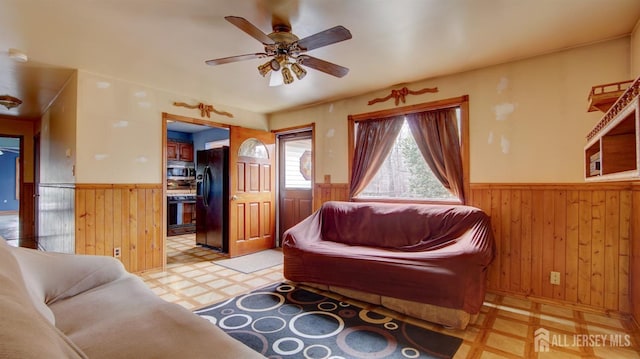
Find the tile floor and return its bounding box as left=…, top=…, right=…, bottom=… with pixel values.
left=140, top=234, right=640, bottom=359
left=139, top=234, right=285, bottom=310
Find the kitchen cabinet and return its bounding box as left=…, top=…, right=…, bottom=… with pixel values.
left=167, top=140, right=194, bottom=162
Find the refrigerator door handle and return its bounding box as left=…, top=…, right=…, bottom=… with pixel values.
left=203, top=166, right=211, bottom=207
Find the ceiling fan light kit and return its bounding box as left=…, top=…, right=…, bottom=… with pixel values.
left=0, top=95, right=22, bottom=110
left=270, top=58, right=281, bottom=71
left=291, top=62, right=307, bottom=80
left=206, top=16, right=352, bottom=86
left=258, top=61, right=273, bottom=77
left=282, top=66, right=294, bottom=84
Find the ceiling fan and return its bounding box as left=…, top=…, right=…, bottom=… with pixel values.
left=205, top=16, right=352, bottom=86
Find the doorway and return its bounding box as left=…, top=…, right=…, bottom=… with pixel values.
left=163, top=114, right=277, bottom=262
left=0, top=136, right=21, bottom=246
left=164, top=114, right=230, bottom=248
left=277, top=128, right=314, bottom=241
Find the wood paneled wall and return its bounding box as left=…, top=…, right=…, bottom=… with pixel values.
left=312, top=182, right=638, bottom=316
left=75, top=184, right=163, bottom=273
left=631, top=185, right=640, bottom=324
left=38, top=184, right=75, bottom=253
left=469, top=183, right=633, bottom=313
left=313, top=183, right=349, bottom=210
left=19, top=182, right=36, bottom=248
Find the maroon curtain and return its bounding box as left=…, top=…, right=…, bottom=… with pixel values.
left=406, top=108, right=465, bottom=202
left=349, top=116, right=404, bottom=198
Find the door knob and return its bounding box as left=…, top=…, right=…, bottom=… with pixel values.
left=231, top=195, right=238, bottom=201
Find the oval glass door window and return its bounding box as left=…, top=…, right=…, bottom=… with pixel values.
left=238, top=138, right=269, bottom=159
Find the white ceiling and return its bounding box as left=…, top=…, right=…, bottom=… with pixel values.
left=1, top=0, right=639, bottom=119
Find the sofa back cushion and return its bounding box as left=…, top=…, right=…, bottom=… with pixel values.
left=0, top=241, right=87, bottom=358
left=12, top=246, right=128, bottom=306
left=0, top=241, right=55, bottom=324
left=319, top=201, right=488, bottom=250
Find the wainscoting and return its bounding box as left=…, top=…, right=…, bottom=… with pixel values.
left=37, top=184, right=75, bottom=253
left=75, top=184, right=163, bottom=273
left=469, top=183, right=635, bottom=315
left=38, top=181, right=640, bottom=317
left=313, top=183, right=349, bottom=210
left=312, top=182, right=638, bottom=320
left=632, top=185, right=640, bottom=324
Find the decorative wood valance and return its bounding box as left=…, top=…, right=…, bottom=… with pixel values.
left=173, top=102, right=234, bottom=118
left=367, top=86, right=438, bottom=106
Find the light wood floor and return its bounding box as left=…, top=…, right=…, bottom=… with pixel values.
left=139, top=234, right=640, bottom=359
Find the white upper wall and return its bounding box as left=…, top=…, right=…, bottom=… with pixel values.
left=269, top=38, right=631, bottom=184
left=74, top=70, right=268, bottom=184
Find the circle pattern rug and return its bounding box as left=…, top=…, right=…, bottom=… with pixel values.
left=195, top=282, right=462, bottom=358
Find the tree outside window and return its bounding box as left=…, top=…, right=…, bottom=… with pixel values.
left=359, top=121, right=456, bottom=200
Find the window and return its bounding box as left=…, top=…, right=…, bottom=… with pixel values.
left=238, top=138, right=269, bottom=159
left=348, top=96, right=469, bottom=203
left=283, top=139, right=312, bottom=189
left=359, top=119, right=457, bottom=200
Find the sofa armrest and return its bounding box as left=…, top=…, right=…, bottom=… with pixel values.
left=12, top=247, right=128, bottom=306
left=282, top=208, right=324, bottom=249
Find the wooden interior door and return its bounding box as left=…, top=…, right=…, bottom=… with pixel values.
left=228, top=126, right=276, bottom=257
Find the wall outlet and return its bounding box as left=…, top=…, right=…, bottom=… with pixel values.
left=550, top=271, right=561, bottom=285
left=113, top=247, right=121, bottom=258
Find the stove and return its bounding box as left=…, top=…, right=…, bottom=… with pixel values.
left=167, top=193, right=196, bottom=236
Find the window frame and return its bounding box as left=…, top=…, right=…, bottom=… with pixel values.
left=347, top=95, right=470, bottom=205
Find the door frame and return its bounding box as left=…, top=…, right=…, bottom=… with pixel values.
left=273, top=123, right=315, bottom=245
left=161, top=112, right=230, bottom=269
left=0, top=134, right=24, bottom=245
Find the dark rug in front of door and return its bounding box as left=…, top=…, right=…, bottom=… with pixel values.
left=194, top=282, right=462, bottom=358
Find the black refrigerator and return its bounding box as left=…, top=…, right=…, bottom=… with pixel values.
left=195, top=147, right=229, bottom=251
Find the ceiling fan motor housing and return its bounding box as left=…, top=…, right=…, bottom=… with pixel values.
left=266, top=31, right=300, bottom=57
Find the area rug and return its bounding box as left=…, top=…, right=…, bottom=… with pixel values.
left=195, top=282, right=462, bottom=358
left=212, top=249, right=283, bottom=274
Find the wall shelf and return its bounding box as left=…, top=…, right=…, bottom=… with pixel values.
left=587, top=80, right=633, bottom=113
left=585, top=77, right=640, bottom=182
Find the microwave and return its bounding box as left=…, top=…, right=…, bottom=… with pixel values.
left=167, top=161, right=195, bottom=180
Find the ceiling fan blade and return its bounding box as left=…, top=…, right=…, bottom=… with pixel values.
left=205, top=53, right=268, bottom=66
left=299, top=55, right=349, bottom=78
left=297, top=26, right=352, bottom=51
left=225, top=16, right=275, bottom=45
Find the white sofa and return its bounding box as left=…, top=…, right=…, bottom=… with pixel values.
left=0, top=239, right=263, bottom=359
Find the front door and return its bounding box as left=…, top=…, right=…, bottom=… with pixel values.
left=228, top=126, right=276, bottom=257
left=278, top=131, right=313, bottom=240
